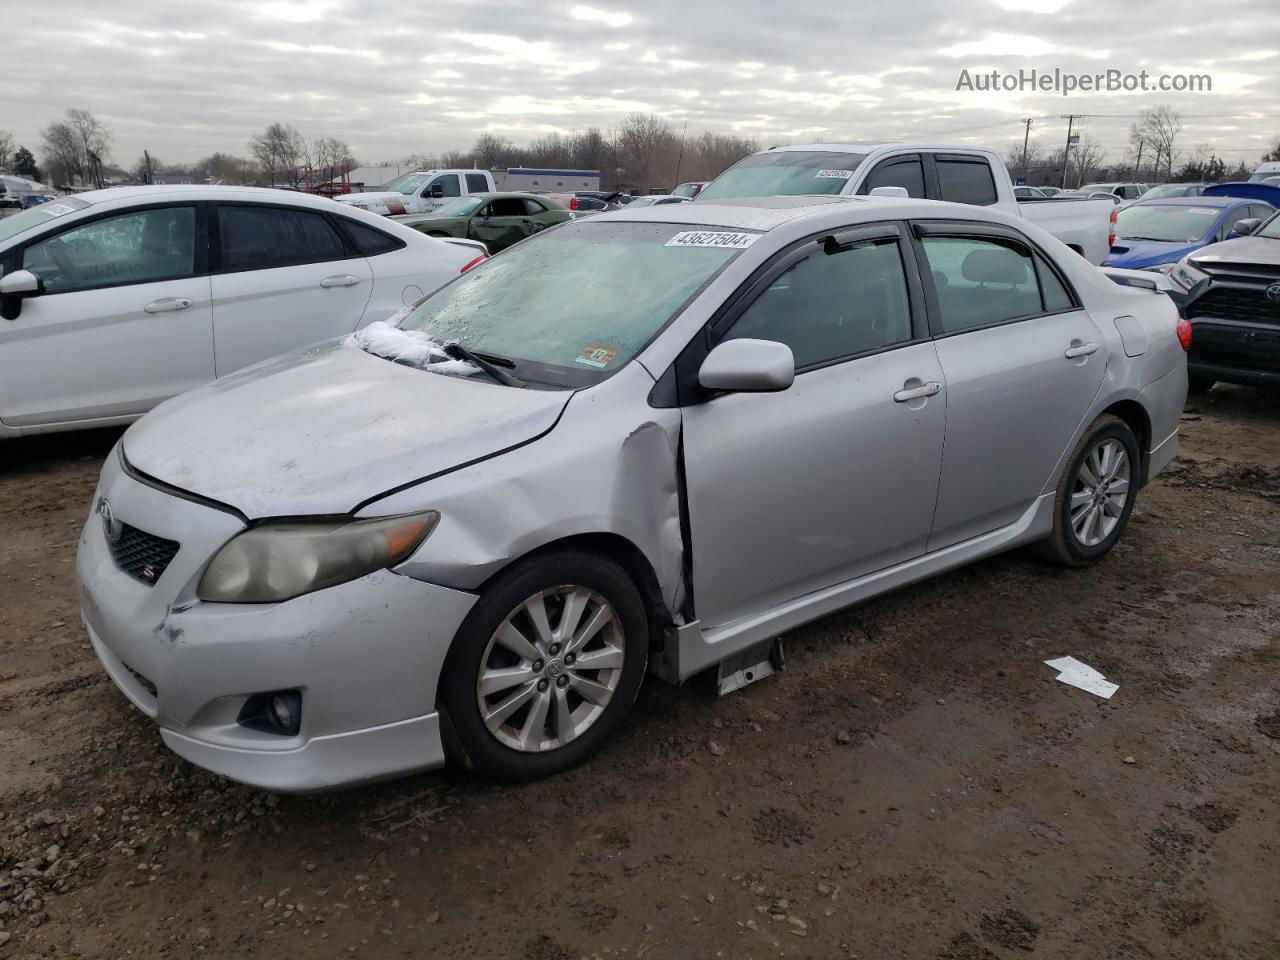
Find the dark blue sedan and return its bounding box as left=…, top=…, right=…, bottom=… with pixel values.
left=1105, top=194, right=1276, bottom=273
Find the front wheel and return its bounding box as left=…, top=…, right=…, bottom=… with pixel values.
left=439, top=550, right=649, bottom=782
left=1033, top=414, right=1140, bottom=568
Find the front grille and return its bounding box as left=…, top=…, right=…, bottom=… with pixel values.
left=1187, top=286, right=1280, bottom=326
left=108, top=524, right=180, bottom=586
left=1199, top=262, right=1280, bottom=284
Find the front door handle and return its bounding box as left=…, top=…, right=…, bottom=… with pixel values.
left=320, top=275, right=361, bottom=288
left=893, top=381, right=941, bottom=403
left=143, top=297, right=193, bottom=313
left=1064, top=342, right=1098, bottom=359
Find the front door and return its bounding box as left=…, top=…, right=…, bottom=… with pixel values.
left=0, top=203, right=213, bottom=427
left=468, top=198, right=535, bottom=252
left=914, top=227, right=1108, bottom=549
left=682, top=228, right=947, bottom=629
left=210, top=203, right=372, bottom=376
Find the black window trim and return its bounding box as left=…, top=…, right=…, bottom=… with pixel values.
left=652, top=220, right=930, bottom=408
left=210, top=200, right=363, bottom=275
left=856, top=153, right=926, bottom=199
left=909, top=219, right=1083, bottom=340
left=330, top=215, right=407, bottom=257
left=11, top=200, right=209, bottom=297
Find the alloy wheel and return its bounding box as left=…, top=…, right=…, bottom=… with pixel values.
left=1070, top=438, right=1131, bottom=547
left=475, top=586, right=626, bottom=753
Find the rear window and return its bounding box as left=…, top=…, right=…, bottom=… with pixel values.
left=219, top=206, right=347, bottom=271
left=696, top=151, right=869, bottom=201
left=936, top=159, right=998, bottom=206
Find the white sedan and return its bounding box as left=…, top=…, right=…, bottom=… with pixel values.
left=0, top=186, right=481, bottom=438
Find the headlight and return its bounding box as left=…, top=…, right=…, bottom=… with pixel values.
left=1142, top=262, right=1176, bottom=274
left=1169, top=259, right=1207, bottom=290
left=198, top=512, right=439, bottom=603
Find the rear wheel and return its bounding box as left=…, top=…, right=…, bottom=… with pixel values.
left=439, top=550, right=649, bottom=782
left=1034, top=415, right=1140, bottom=568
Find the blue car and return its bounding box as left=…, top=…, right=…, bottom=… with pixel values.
left=1105, top=189, right=1277, bottom=273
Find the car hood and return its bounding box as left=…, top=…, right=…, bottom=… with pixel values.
left=122, top=340, right=571, bottom=519
left=334, top=191, right=403, bottom=204
left=1104, top=238, right=1204, bottom=269
left=1188, top=233, right=1280, bottom=267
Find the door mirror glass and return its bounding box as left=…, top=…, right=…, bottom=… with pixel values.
left=699, top=338, right=795, bottom=393
left=1229, top=217, right=1261, bottom=239
left=428, top=184, right=445, bottom=198
left=0, top=269, right=43, bottom=320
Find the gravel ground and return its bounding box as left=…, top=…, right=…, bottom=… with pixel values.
left=0, top=385, right=1277, bottom=959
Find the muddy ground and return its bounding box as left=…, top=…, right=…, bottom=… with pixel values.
left=1, top=385, right=1278, bottom=960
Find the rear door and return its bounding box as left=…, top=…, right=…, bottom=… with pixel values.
left=681, top=225, right=947, bottom=628
left=912, top=222, right=1108, bottom=549
left=0, top=203, right=213, bottom=427
left=209, top=203, right=372, bottom=376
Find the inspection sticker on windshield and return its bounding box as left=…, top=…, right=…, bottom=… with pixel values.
left=815, top=169, right=854, bottom=179
left=665, top=231, right=759, bottom=249
left=575, top=343, right=620, bottom=368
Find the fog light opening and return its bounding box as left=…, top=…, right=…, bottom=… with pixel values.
left=237, top=689, right=302, bottom=736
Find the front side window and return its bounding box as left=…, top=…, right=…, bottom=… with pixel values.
left=936, top=159, right=998, bottom=206
left=398, top=221, right=747, bottom=383
left=696, top=150, right=869, bottom=201
left=219, top=206, right=347, bottom=271
left=860, top=157, right=925, bottom=198
left=921, top=236, right=1044, bottom=334
left=725, top=238, right=912, bottom=368
left=465, top=173, right=490, bottom=192
left=22, top=206, right=196, bottom=294
left=428, top=175, right=461, bottom=198
left=485, top=197, right=528, bottom=217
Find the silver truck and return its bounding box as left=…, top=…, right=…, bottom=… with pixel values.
left=696, top=143, right=1116, bottom=264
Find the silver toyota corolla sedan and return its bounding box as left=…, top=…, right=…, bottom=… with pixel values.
left=77, top=195, right=1188, bottom=791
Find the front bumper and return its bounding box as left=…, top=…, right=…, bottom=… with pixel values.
left=1186, top=317, right=1280, bottom=387
left=77, top=450, right=477, bottom=792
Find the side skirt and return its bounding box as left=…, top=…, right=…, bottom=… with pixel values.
left=649, top=493, right=1056, bottom=685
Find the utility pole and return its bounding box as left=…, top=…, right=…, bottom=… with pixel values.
left=1060, top=114, right=1083, bottom=189
left=1134, top=139, right=1144, bottom=180
left=674, top=120, right=688, bottom=187
left=1020, top=118, right=1033, bottom=177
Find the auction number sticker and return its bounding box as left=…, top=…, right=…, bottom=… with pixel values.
left=815, top=169, right=854, bottom=179
left=665, top=231, right=759, bottom=249
left=575, top=343, right=620, bottom=368
left=42, top=203, right=77, bottom=217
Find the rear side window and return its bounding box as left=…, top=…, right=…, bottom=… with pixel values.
left=725, top=238, right=913, bottom=368
left=1035, top=255, right=1075, bottom=312
left=219, top=206, right=347, bottom=271
left=22, top=206, right=197, bottom=294
left=921, top=236, right=1043, bottom=333
left=340, top=219, right=404, bottom=256
left=465, top=173, right=489, bottom=193
left=861, top=157, right=925, bottom=198
left=936, top=159, right=998, bottom=206
left=523, top=198, right=548, bottom=215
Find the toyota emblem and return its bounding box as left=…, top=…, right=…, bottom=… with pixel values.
left=1265, top=282, right=1280, bottom=304
left=100, top=499, right=123, bottom=544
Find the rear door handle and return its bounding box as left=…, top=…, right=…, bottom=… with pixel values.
left=893, top=381, right=941, bottom=403
left=320, top=275, right=361, bottom=288
left=1064, top=342, right=1098, bottom=359
left=143, top=297, right=193, bottom=313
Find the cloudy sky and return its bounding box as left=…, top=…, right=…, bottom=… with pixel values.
left=4, top=0, right=1278, bottom=170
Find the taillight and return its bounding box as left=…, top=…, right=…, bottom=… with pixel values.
left=1108, top=209, right=1117, bottom=248
left=569, top=197, right=580, bottom=211
left=460, top=254, right=487, bottom=274
left=1176, top=318, right=1192, bottom=352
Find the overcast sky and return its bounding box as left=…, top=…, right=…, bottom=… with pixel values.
left=5, top=0, right=1278, bottom=170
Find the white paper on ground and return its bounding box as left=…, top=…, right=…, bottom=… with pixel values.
left=1044, top=656, right=1118, bottom=699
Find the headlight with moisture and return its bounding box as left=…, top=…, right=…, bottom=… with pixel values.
left=197, top=512, right=439, bottom=603
left=1169, top=259, right=1207, bottom=290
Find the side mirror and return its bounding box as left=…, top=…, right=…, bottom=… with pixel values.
left=1229, top=218, right=1261, bottom=239
left=427, top=184, right=445, bottom=199
left=698, top=338, right=795, bottom=394
left=868, top=186, right=909, bottom=198
left=0, top=269, right=43, bottom=321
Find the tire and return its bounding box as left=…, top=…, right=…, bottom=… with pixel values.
left=1187, top=373, right=1215, bottom=396
left=438, top=550, right=649, bottom=782
left=1033, top=414, right=1140, bottom=568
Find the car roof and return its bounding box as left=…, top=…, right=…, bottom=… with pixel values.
left=59, top=184, right=348, bottom=212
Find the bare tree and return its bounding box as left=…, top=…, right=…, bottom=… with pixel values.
left=41, top=108, right=112, bottom=186
left=249, top=122, right=303, bottom=186
left=617, top=113, right=677, bottom=189
left=1135, top=105, right=1183, bottom=179
left=1071, top=137, right=1107, bottom=186
left=471, top=134, right=515, bottom=170
left=0, top=130, right=13, bottom=172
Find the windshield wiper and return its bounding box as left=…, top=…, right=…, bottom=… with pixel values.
left=444, top=342, right=525, bottom=388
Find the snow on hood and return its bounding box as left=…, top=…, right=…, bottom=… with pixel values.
left=348, top=318, right=478, bottom=376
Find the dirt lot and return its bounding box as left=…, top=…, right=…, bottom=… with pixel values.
left=1, top=385, right=1278, bottom=960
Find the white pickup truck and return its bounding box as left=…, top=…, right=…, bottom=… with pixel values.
left=696, top=143, right=1116, bottom=264
left=334, top=169, right=497, bottom=217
